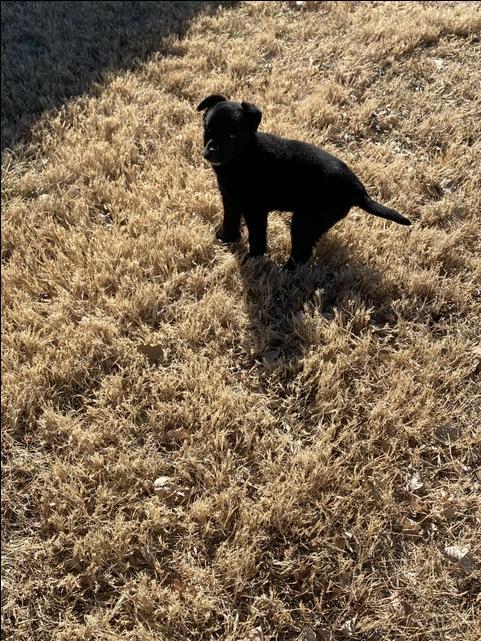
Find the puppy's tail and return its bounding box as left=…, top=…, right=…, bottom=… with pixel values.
left=359, top=194, right=411, bottom=226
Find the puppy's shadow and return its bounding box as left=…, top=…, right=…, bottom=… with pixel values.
left=232, top=234, right=392, bottom=367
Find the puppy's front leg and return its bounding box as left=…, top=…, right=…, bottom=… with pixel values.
left=244, top=210, right=268, bottom=259
left=217, top=194, right=242, bottom=244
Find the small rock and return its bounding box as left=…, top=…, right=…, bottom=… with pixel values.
left=289, top=0, right=323, bottom=9
left=440, top=178, right=456, bottom=193
left=443, top=545, right=474, bottom=571
left=153, top=476, right=177, bottom=499
left=165, top=428, right=190, bottom=443
left=407, top=473, right=424, bottom=493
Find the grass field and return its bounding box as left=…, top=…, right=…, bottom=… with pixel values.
left=2, top=1, right=481, bottom=639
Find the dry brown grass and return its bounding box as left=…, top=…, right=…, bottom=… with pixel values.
left=2, top=2, right=481, bottom=639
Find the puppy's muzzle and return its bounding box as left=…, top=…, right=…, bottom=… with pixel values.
left=203, top=141, right=221, bottom=163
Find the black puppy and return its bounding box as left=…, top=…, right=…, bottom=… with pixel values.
left=197, top=94, right=411, bottom=270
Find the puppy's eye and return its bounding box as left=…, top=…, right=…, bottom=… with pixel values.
left=228, top=133, right=238, bottom=140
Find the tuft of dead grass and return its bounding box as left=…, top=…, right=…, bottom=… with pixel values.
left=2, top=2, right=481, bottom=640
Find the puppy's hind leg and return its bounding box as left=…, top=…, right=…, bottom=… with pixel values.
left=284, top=206, right=351, bottom=271
left=284, top=211, right=329, bottom=271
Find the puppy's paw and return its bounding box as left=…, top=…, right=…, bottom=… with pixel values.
left=241, top=251, right=265, bottom=265
left=282, top=256, right=310, bottom=271
left=216, top=228, right=240, bottom=244
left=282, top=258, right=297, bottom=272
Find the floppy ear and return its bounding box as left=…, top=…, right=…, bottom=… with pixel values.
left=196, top=94, right=228, bottom=111
left=241, top=102, right=262, bottom=131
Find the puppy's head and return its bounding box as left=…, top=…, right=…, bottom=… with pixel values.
left=197, top=94, right=262, bottom=166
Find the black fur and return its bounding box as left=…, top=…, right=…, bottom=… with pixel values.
left=197, top=95, right=411, bottom=270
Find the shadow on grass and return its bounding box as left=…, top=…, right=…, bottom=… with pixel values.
left=234, top=232, right=390, bottom=366
left=1, top=0, right=234, bottom=151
